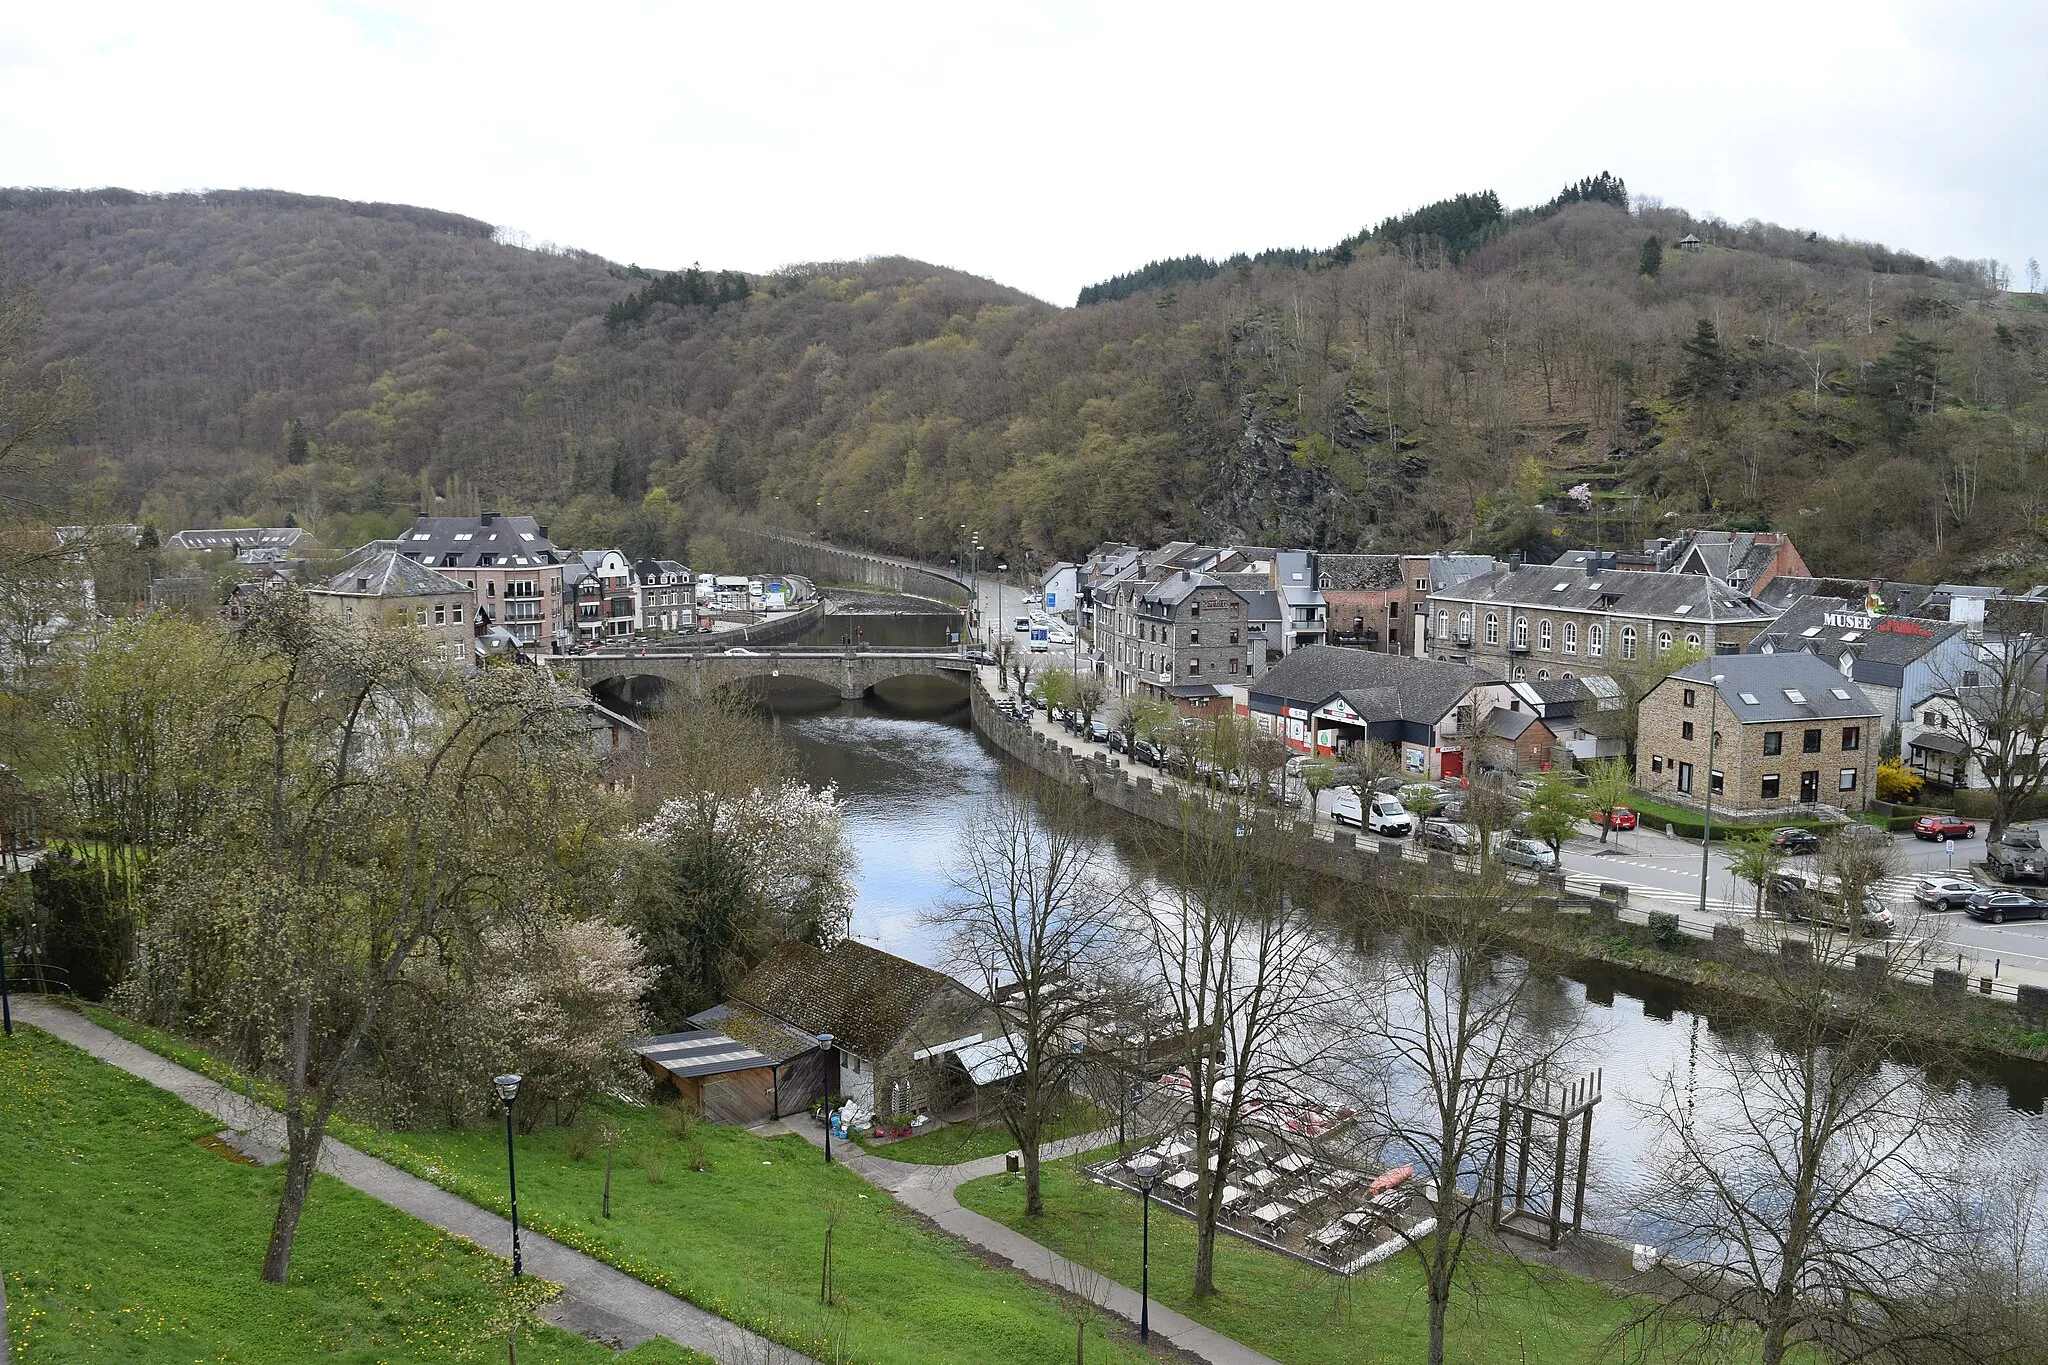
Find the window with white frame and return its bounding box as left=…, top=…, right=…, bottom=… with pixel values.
left=1513, top=616, right=1528, bottom=648
left=1562, top=621, right=1576, bottom=655
left=1620, top=626, right=1637, bottom=660
left=1658, top=630, right=1673, bottom=653
left=1485, top=613, right=1500, bottom=645
left=1538, top=619, right=1552, bottom=651
left=1588, top=623, right=1604, bottom=657
left=1458, top=609, right=1471, bottom=639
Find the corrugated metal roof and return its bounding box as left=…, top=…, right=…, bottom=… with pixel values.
left=632, top=1030, right=773, bottom=1079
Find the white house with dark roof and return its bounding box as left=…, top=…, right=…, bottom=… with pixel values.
left=1232, top=643, right=1513, bottom=779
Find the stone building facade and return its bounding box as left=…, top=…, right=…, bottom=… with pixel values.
left=1636, top=654, right=1880, bottom=814
left=1107, top=570, right=1251, bottom=713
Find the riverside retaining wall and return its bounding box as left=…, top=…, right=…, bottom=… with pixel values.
left=726, top=525, right=973, bottom=608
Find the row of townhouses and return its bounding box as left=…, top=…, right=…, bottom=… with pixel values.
left=1032, top=527, right=2048, bottom=816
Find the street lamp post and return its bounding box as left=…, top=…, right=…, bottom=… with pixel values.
left=1129, top=1153, right=1163, bottom=1343
left=818, top=1033, right=836, bottom=1163
left=493, top=1073, right=524, bottom=1278
left=1698, top=673, right=1726, bottom=919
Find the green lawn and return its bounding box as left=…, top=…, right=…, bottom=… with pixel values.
left=76, top=1005, right=1147, bottom=1364
left=0, top=1024, right=704, bottom=1364
left=351, top=1106, right=1149, bottom=1365
left=957, top=1159, right=1676, bottom=1365
left=853, top=1099, right=1109, bottom=1165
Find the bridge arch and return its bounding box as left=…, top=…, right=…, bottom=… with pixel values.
left=566, top=648, right=975, bottom=706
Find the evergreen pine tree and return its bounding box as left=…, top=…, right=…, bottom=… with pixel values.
left=610, top=452, right=633, bottom=500
left=285, top=418, right=309, bottom=465
left=1638, top=235, right=1663, bottom=278
left=1675, top=319, right=1725, bottom=398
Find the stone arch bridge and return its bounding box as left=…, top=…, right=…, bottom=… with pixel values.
left=561, top=645, right=975, bottom=702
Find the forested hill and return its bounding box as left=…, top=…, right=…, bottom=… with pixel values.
left=3, top=186, right=2044, bottom=583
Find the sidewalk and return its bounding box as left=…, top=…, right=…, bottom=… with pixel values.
left=781, top=1118, right=1283, bottom=1365
left=13, top=1000, right=813, bottom=1365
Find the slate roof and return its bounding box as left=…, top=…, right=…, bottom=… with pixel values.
left=313, top=549, right=470, bottom=598
left=1486, top=707, right=1541, bottom=742
left=1240, top=589, right=1283, bottom=629
left=1753, top=576, right=1944, bottom=618
left=1426, top=554, right=1500, bottom=592
left=1749, top=597, right=1963, bottom=667
left=1673, top=531, right=1797, bottom=585
left=1136, top=572, right=1244, bottom=613
left=1315, top=554, right=1404, bottom=592
left=1430, top=563, right=1772, bottom=625
left=1248, top=644, right=1483, bottom=724
left=1667, top=653, right=1881, bottom=723
left=731, top=940, right=977, bottom=1061
left=396, top=514, right=561, bottom=571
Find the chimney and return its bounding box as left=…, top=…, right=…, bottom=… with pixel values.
left=481, top=511, right=498, bottom=526
left=537, top=524, right=550, bottom=542
left=1181, top=568, right=1191, bottom=581
left=1509, top=553, right=1524, bottom=570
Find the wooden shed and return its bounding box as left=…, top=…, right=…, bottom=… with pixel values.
left=634, top=1022, right=826, bottom=1126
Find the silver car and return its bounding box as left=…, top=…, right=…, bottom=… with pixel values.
left=1499, top=838, right=1558, bottom=870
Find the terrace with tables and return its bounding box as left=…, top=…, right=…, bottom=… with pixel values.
left=1086, top=1131, right=1436, bottom=1275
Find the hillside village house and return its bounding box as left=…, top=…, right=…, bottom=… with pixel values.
left=307, top=549, right=474, bottom=670
left=711, top=939, right=990, bottom=1120
left=1233, top=643, right=1508, bottom=779
left=1316, top=553, right=1500, bottom=656
left=1666, top=530, right=1809, bottom=596
left=166, top=526, right=313, bottom=556
left=1747, top=596, right=1972, bottom=733
left=1426, top=562, right=1775, bottom=682
left=1637, top=654, right=1881, bottom=814
left=635, top=559, right=692, bottom=632
left=396, top=513, right=566, bottom=650
left=564, top=548, right=639, bottom=642
left=1107, top=570, right=1251, bottom=712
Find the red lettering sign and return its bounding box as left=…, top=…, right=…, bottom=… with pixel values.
left=1876, top=618, right=1932, bottom=637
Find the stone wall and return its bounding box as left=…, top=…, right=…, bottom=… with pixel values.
left=725, top=524, right=973, bottom=608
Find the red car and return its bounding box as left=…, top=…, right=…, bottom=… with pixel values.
left=1597, top=806, right=1638, bottom=831
left=1914, top=814, right=1977, bottom=841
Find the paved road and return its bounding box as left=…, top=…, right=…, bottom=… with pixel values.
left=14, top=1000, right=813, bottom=1365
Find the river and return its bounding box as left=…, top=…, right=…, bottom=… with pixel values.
left=766, top=600, right=2048, bottom=1245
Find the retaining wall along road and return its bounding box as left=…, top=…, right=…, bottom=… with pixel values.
left=724, top=525, right=973, bottom=608
left=966, top=677, right=2042, bottom=1030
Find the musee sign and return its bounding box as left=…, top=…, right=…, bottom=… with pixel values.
left=1820, top=612, right=1934, bottom=638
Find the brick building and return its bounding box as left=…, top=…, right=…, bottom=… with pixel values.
left=1637, top=654, right=1880, bottom=814
left=395, top=513, right=567, bottom=651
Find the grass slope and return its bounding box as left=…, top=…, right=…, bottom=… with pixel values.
left=851, top=1100, right=1108, bottom=1165
left=957, top=1160, right=1677, bottom=1365
left=0, top=1024, right=704, bottom=1364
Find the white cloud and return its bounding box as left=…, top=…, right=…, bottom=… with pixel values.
left=3, top=0, right=2042, bottom=303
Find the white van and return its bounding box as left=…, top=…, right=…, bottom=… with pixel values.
left=1366, top=794, right=1415, bottom=837
left=1327, top=787, right=1363, bottom=826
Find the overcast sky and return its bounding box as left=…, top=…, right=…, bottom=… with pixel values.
left=4, top=1, right=2043, bottom=303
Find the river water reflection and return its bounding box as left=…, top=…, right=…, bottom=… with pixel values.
left=770, top=609, right=2048, bottom=1242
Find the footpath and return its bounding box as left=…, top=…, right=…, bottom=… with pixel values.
left=12, top=999, right=814, bottom=1365
left=778, top=1119, right=1282, bottom=1365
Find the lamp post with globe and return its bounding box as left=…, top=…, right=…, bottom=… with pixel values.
left=492, top=1073, right=523, bottom=1278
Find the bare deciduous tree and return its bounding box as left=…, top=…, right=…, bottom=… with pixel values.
left=1136, top=786, right=1336, bottom=1298
left=1349, top=868, right=1584, bottom=1365
left=933, top=779, right=1128, bottom=1216
left=1926, top=636, right=2048, bottom=840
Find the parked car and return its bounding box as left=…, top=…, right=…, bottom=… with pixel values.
left=1913, top=875, right=1982, bottom=910
left=1398, top=783, right=1449, bottom=817
left=1769, top=827, right=1822, bottom=856
left=1912, top=814, right=1977, bottom=841
left=1595, top=806, right=1638, bottom=832
left=1106, top=729, right=1130, bottom=754
left=721, top=647, right=759, bottom=656
left=1417, top=819, right=1479, bottom=854
left=1965, top=890, right=2048, bottom=924
left=1132, top=738, right=1165, bottom=767
left=1499, top=838, right=1557, bottom=870
left=1439, top=798, right=1468, bottom=823
left=1325, top=786, right=1363, bottom=826
left=1090, top=719, right=1110, bottom=743
left=1767, top=872, right=1894, bottom=936
left=964, top=648, right=994, bottom=665
left=1014, top=617, right=1031, bottom=633
left=1835, top=822, right=1892, bottom=847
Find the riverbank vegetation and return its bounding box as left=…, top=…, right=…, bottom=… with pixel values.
left=0, top=1024, right=705, bottom=1364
